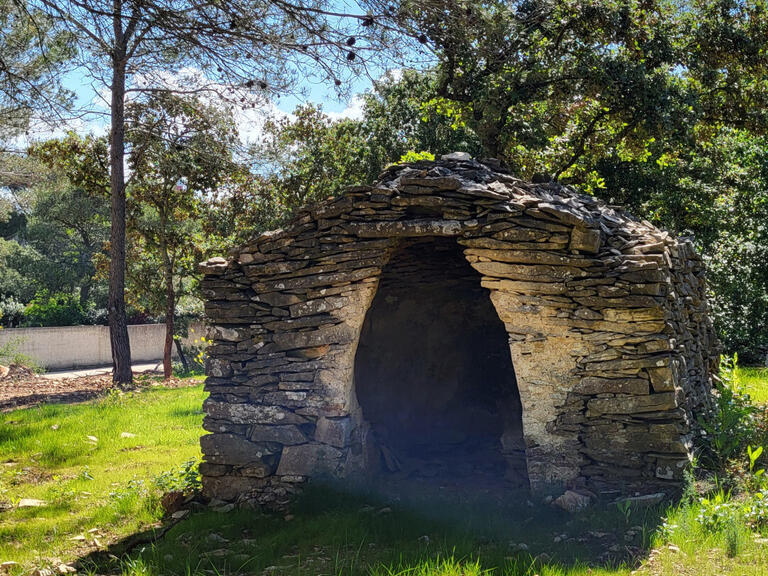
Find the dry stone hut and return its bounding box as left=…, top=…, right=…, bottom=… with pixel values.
left=199, top=154, right=718, bottom=507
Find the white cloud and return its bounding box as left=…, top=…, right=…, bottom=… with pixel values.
left=12, top=66, right=407, bottom=150
left=325, top=95, right=365, bottom=121
left=235, top=100, right=292, bottom=146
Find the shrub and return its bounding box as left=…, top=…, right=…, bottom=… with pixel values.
left=0, top=296, right=25, bottom=327
left=396, top=150, right=436, bottom=164
left=23, top=291, right=86, bottom=327
left=0, top=334, right=41, bottom=371
left=153, top=459, right=201, bottom=494
left=697, top=355, right=767, bottom=471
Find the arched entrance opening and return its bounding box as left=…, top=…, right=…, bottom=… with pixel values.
left=354, top=237, right=528, bottom=488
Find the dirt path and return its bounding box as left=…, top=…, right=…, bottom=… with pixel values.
left=0, top=364, right=195, bottom=412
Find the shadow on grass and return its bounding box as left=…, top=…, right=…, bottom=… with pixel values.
left=76, top=482, right=668, bottom=576
left=0, top=389, right=109, bottom=413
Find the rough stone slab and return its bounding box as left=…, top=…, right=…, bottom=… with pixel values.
left=464, top=248, right=598, bottom=267
left=647, top=365, right=677, bottom=392
left=201, top=433, right=279, bottom=466
left=574, top=377, right=650, bottom=395
left=289, top=296, right=350, bottom=318
left=202, top=475, right=267, bottom=502
left=586, top=393, right=678, bottom=416
left=249, top=425, right=308, bottom=445
left=347, top=219, right=479, bottom=238
left=314, top=417, right=352, bottom=448
left=481, top=278, right=569, bottom=295
left=253, top=292, right=304, bottom=307
left=254, top=267, right=380, bottom=292
left=271, top=324, right=356, bottom=352
left=655, top=455, right=691, bottom=480
left=276, top=443, right=344, bottom=476
left=204, top=399, right=308, bottom=425
left=398, top=175, right=463, bottom=189
left=570, top=226, right=602, bottom=253
left=472, top=261, right=590, bottom=282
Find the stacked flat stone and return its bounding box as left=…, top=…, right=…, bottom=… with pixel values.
left=199, top=155, right=718, bottom=507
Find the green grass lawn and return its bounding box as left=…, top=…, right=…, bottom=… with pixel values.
left=736, top=366, right=768, bottom=403
left=3, top=369, right=768, bottom=576
left=0, top=379, right=206, bottom=571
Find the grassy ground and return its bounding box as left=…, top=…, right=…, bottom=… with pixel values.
left=736, top=366, right=768, bottom=403
left=3, top=370, right=768, bottom=575
left=0, top=378, right=205, bottom=571
left=122, top=481, right=662, bottom=576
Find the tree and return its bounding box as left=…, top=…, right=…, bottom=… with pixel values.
left=27, top=0, right=410, bottom=384
left=126, top=93, right=239, bottom=378
left=0, top=136, right=110, bottom=327
left=360, top=69, right=482, bottom=165
left=401, top=1, right=768, bottom=185
left=384, top=0, right=768, bottom=361
left=246, top=69, right=481, bottom=228
left=0, top=0, right=72, bottom=141
left=28, top=134, right=111, bottom=306
left=25, top=177, right=110, bottom=307
left=254, top=104, right=373, bottom=216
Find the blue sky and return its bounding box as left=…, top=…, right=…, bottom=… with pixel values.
left=46, top=60, right=392, bottom=147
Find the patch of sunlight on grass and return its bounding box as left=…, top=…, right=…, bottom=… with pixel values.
left=736, top=366, right=768, bottom=404
left=0, top=381, right=206, bottom=571
left=644, top=497, right=768, bottom=576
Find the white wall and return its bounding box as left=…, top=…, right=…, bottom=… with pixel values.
left=0, top=323, right=205, bottom=370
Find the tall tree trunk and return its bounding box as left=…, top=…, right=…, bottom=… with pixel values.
left=108, top=43, right=133, bottom=385
left=162, top=242, right=174, bottom=380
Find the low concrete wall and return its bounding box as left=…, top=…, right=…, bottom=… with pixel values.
left=0, top=323, right=205, bottom=370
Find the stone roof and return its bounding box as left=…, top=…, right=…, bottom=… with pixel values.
left=203, top=154, right=678, bottom=274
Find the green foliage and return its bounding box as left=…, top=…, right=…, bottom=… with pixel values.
left=0, top=0, right=74, bottom=139
left=723, top=517, right=744, bottom=558
left=1, top=136, right=111, bottom=321
left=0, top=237, right=46, bottom=303
left=0, top=381, right=205, bottom=568
left=397, top=150, right=436, bottom=164
left=697, top=355, right=766, bottom=470
left=23, top=291, right=85, bottom=327
left=735, top=367, right=768, bottom=403
left=153, top=459, right=201, bottom=495
left=748, top=445, right=764, bottom=476
left=0, top=333, right=37, bottom=368
left=682, top=485, right=768, bottom=537
left=251, top=103, right=377, bottom=224
left=0, top=296, right=24, bottom=327
left=29, top=133, right=110, bottom=198
left=695, top=489, right=736, bottom=532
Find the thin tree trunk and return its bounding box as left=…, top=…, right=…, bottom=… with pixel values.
left=79, top=277, right=91, bottom=309
left=161, top=241, right=174, bottom=380
left=108, top=35, right=133, bottom=385
left=174, top=338, right=189, bottom=374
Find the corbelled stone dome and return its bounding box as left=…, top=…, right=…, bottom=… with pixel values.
left=199, top=154, right=717, bottom=507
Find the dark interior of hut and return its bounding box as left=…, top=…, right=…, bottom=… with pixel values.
left=354, top=238, right=529, bottom=494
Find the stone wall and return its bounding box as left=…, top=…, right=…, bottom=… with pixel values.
left=199, top=155, right=718, bottom=507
